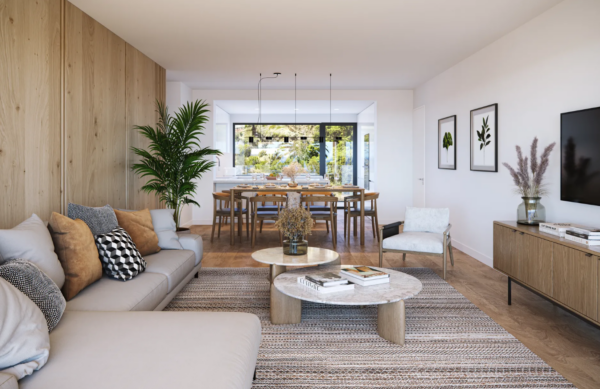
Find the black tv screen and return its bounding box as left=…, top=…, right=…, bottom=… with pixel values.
left=561, top=106, right=600, bottom=206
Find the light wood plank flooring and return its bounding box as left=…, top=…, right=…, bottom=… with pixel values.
left=190, top=218, right=600, bottom=388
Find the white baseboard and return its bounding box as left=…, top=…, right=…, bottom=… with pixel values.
left=181, top=219, right=213, bottom=227
left=450, top=239, right=493, bottom=268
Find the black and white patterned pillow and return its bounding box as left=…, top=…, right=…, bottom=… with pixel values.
left=0, top=259, right=66, bottom=332
left=95, top=227, right=146, bottom=281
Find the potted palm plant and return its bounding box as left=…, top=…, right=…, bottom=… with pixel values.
left=131, top=100, right=221, bottom=230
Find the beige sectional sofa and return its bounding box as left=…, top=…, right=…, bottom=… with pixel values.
left=2, top=233, right=262, bottom=389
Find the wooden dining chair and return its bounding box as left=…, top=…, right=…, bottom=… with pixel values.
left=249, top=195, right=287, bottom=248
left=211, top=192, right=249, bottom=242
left=344, top=192, right=380, bottom=242
left=302, top=195, right=338, bottom=247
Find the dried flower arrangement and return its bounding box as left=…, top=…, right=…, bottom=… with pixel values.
left=275, top=207, right=313, bottom=241
left=502, top=137, right=556, bottom=197
left=282, top=161, right=306, bottom=184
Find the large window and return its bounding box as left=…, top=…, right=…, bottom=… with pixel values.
left=233, top=123, right=357, bottom=186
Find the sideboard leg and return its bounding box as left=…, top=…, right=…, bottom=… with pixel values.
left=508, top=277, right=512, bottom=306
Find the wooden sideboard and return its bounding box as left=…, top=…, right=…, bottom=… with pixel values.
left=493, top=221, right=600, bottom=325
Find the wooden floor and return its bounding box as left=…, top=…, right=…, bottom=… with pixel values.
left=191, top=217, right=600, bottom=388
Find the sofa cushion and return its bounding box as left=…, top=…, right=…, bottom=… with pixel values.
left=67, top=203, right=118, bottom=236
left=0, top=259, right=66, bottom=332
left=65, top=272, right=168, bottom=312
left=0, top=279, right=49, bottom=380
left=114, top=209, right=160, bottom=256
left=403, top=207, right=449, bottom=234
left=0, top=373, right=17, bottom=389
left=177, top=233, right=203, bottom=266
left=144, top=250, right=195, bottom=293
left=20, top=311, right=262, bottom=389
left=382, top=231, right=444, bottom=254
left=0, top=214, right=65, bottom=289
left=150, top=209, right=183, bottom=250
left=95, top=227, right=146, bottom=281
left=48, top=212, right=103, bottom=300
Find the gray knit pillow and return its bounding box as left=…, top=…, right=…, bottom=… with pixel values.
left=68, top=203, right=118, bottom=235
left=0, top=259, right=66, bottom=332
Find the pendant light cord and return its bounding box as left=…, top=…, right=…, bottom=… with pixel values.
left=330, top=73, right=332, bottom=123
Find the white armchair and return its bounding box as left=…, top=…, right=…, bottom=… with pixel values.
left=378, top=207, right=454, bottom=279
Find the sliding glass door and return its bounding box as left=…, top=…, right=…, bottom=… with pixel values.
left=233, top=123, right=357, bottom=185
left=321, top=124, right=357, bottom=186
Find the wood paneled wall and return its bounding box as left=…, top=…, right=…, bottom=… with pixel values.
left=65, top=2, right=127, bottom=209
left=0, top=0, right=62, bottom=228
left=0, top=0, right=165, bottom=228
left=125, top=44, right=165, bottom=211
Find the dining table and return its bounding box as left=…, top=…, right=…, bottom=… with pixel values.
left=226, top=185, right=368, bottom=246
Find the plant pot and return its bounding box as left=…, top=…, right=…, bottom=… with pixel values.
left=177, top=227, right=191, bottom=234
left=288, top=182, right=298, bottom=188
left=517, top=197, right=546, bottom=225
left=282, top=239, right=308, bottom=255
left=266, top=176, right=276, bottom=180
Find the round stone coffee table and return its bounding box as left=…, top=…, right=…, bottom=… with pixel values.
left=251, top=247, right=341, bottom=324
left=273, top=266, right=422, bottom=345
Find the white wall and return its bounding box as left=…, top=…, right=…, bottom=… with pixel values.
left=187, top=89, right=413, bottom=225
left=165, top=82, right=194, bottom=227
left=414, top=0, right=600, bottom=266
left=357, top=104, right=376, bottom=192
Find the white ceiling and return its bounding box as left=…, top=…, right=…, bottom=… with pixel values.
left=69, top=0, right=561, bottom=90
left=216, top=100, right=374, bottom=115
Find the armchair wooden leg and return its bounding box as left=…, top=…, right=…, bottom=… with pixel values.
left=443, top=248, right=447, bottom=280
left=246, top=212, right=249, bottom=239
left=402, top=253, right=406, bottom=261
left=326, top=220, right=330, bottom=234
left=260, top=220, right=264, bottom=233
left=374, top=212, right=380, bottom=242
left=218, top=215, right=222, bottom=238
left=448, top=243, right=455, bottom=266
left=379, top=249, right=383, bottom=267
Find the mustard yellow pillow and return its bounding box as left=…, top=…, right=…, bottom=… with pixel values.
left=48, top=212, right=103, bottom=301
left=114, top=209, right=160, bottom=256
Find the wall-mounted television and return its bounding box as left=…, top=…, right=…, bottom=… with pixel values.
left=561, top=106, right=600, bottom=206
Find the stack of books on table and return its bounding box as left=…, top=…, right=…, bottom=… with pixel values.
left=539, top=222, right=577, bottom=238
left=297, top=272, right=354, bottom=293
left=565, top=226, right=600, bottom=246
left=339, top=266, right=390, bottom=286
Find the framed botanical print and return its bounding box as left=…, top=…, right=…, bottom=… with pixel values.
left=470, top=103, right=498, bottom=172
left=438, top=115, right=456, bottom=170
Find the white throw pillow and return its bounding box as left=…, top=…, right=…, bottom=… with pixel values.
left=0, top=278, right=50, bottom=380
left=0, top=214, right=65, bottom=288
left=403, top=207, right=450, bottom=234
left=150, top=209, right=183, bottom=250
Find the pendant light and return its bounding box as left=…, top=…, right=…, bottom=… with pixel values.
left=253, top=72, right=281, bottom=143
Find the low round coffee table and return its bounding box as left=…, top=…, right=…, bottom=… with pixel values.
left=251, top=247, right=341, bottom=324
left=273, top=266, right=422, bottom=345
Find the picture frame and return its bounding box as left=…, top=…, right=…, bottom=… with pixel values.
left=438, top=115, right=456, bottom=170
left=470, top=103, right=498, bottom=172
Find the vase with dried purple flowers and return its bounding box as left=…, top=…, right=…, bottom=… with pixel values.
left=503, top=137, right=556, bottom=225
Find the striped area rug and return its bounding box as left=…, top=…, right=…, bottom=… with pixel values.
left=165, top=267, right=573, bottom=388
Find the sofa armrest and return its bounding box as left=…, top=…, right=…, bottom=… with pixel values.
left=0, top=373, right=17, bottom=389
left=379, top=221, right=404, bottom=240
left=177, top=233, right=203, bottom=266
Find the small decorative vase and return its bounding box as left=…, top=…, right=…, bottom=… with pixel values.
left=288, top=181, right=298, bottom=188
left=282, top=238, right=308, bottom=255
left=517, top=197, right=546, bottom=225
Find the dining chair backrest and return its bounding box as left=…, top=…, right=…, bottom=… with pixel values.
left=249, top=196, right=287, bottom=214
left=301, top=196, right=338, bottom=213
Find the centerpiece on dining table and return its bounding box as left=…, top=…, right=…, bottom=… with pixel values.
left=282, top=161, right=306, bottom=188
left=275, top=206, right=313, bottom=255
